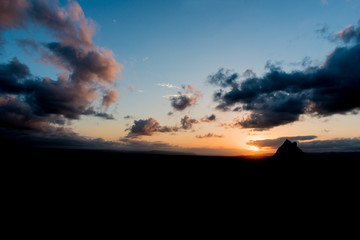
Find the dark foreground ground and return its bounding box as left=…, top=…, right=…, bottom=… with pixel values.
left=4, top=147, right=360, bottom=177
left=3, top=147, right=360, bottom=216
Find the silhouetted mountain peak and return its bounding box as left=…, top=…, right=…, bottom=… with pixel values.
left=273, top=139, right=305, bottom=159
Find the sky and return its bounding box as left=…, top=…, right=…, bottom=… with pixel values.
left=1, top=0, right=360, bottom=155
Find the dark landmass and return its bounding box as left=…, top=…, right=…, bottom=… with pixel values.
left=3, top=140, right=360, bottom=200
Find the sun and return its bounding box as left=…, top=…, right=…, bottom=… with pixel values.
left=249, top=146, right=260, bottom=152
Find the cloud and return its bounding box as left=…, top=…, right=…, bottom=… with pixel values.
left=200, top=114, right=216, bottom=122
left=247, top=136, right=318, bottom=149
left=128, top=85, right=135, bottom=92
left=321, top=0, right=328, bottom=6
left=180, top=115, right=199, bottom=129
left=335, top=23, right=360, bottom=43
left=119, top=138, right=177, bottom=151
left=157, top=83, right=180, bottom=89
left=126, top=118, right=179, bottom=138
left=102, top=90, right=117, bottom=107
left=169, top=84, right=202, bottom=111
left=299, top=137, right=360, bottom=152
left=196, top=133, right=223, bottom=139
left=208, top=21, right=360, bottom=130
left=124, top=115, right=134, bottom=119
left=142, top=57, right=149, bottom=62
left=0, top=0, right=122, bottom=144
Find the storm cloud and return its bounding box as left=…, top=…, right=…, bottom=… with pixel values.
left=208, top=21, right=360, bottom=130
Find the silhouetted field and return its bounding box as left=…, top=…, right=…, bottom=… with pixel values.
left=5, top=147, right=360, bottom=174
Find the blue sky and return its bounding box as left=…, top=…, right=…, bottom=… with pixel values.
left=1, top=0, right=360, bottom=155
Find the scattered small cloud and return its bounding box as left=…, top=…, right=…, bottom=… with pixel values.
left=180, top=115, right=199, bottom=129
left=157, top=83, right=181, bottom=89
left=128, top=85, right=135, bottom=92
left=169, top=84, right=202, bottom=111
left=112, top=19, right=116, bottom=23
left=125, top=118, right=179, bottom=138
left=196, top=133, right=223, bottom=139
left=124, top=115, right=134, bottom=119
left=200, top=114, right=216, bottom=122
left=137, top=90, right=143, bottom=93
left=142, top=57, right=149, bottom=62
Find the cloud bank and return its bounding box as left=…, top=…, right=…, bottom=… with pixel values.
left=247, top=136, right=360, bottom=153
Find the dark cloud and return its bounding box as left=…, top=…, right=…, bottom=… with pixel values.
left=0, top=58, right=30, bottom=93
left=126, top=115, right=203, bottom=138
left=126, top=118, right=179, bottom=138
left=44, top=42, right=121, bottom=84
left=124, top=115, right=134, bottom=119
left=247, top=136, right=318, bottom=149
left=83, top=108, right=115, bottom=120
left=180, top=115, right=199, bottom=130
left=196, top=133, right=223, bottom=139
left=208, top=22, right=360, bottom=130
left=200, top=114, right=216, bottom=122
left=0, top=0, right=122, bottom=147
left=169, top=84, right=202, bottom=111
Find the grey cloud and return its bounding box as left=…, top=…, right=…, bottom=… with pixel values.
left=246, top=136, right=318, bottom=149
left=196, top=133, right=223, bottom=139
left=299, top=138, right=360, bottom=152
left=169, top=84, right=202, bottom=111
left=126, top=118, right=179, bottom=138
left=180, top=115, right=199, bottom=130
left=200, top=114, right=216, bottom=122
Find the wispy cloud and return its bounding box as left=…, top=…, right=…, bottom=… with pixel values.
left=196, top=133, right=223, bottom=139
left=157, top=83, right=181, bottom=89
left=142, top=57, right=149, bottom=62
left=321, top=0, right=328, bottom=6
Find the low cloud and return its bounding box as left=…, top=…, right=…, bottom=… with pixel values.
left=208, top=20, right=360, bottom=130
left=247, top=136, right=360, bottom=153
left=119, top=138, right=177, bottom=151
left=299, top=137, right=360, bottom=152
left=126, top=118, right=179, bottom=138
left=247, top=136, right=318, bottom=149
left=196, top=133, right=223, bottom=139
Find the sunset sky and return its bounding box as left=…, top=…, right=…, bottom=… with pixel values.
left=1, top=0, right=360, bottom=155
